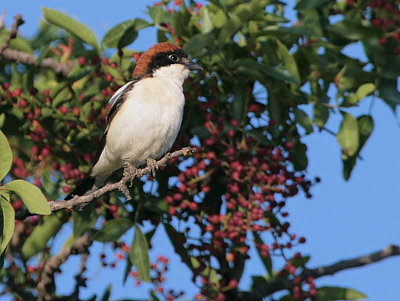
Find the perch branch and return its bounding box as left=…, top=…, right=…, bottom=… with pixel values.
left=48, top=147, right=195, bottom=212
left=239, top=245, right=400, bottom=299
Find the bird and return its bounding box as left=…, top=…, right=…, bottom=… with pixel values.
left=65, top=42, right=202, bottom=200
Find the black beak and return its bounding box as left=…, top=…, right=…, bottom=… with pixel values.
left=184, top=59, right=203, bottom=71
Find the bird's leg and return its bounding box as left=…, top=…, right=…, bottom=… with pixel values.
left=146, top=158, right=159, bottom=177
left=123, top=159, right=137, bottom=187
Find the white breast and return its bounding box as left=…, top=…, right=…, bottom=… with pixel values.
left=91, top=65, right=187, bottom=177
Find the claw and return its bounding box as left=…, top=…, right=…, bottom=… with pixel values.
left=123, top=159, right=136, bottom=186
left=146, top=158, right=159, bottom=177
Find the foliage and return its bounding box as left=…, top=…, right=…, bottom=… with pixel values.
left=0, top=131, right=50, bottom=258
left=0, top=0, right=398, bottom=300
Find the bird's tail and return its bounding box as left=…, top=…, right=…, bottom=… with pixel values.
left=64, top=175, right=107, bottom=200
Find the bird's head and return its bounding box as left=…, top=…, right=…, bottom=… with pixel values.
left=132, top=42, right=202, bottom=82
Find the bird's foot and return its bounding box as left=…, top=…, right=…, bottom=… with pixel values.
left=123, top=159, right=137, bottom=186
left=146, top=158, right=159, bottom=177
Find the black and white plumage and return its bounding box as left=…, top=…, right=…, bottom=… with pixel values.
left=65, top=43, right=202, bottom=199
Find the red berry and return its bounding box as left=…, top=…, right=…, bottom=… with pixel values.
left=12, top=89, right=22, bottom=97
left=59, top=106, right=68, bottom=114
left=72, top=107, right=80, bottom=115
left=77, top=56, right=87, bottom=65
left=12, top=199, right=23, bottom=211
left=379, top=37, right=388, bottom=46
left=228, top=279, right=238, bottom=288
left=62, top=186, right=71, bottom=193
left=17, top=99, right=28, bottom=108
left=104, top=74, right=113, bottom=82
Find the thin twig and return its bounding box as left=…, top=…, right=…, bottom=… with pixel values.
left=237, top=245, right=400, bottom=300
left=0, top=14, right=24, bottom=54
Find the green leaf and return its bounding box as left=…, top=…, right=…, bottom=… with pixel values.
left=0, top=113, right=5, bottom=129
left=3, top=180, right=51, bottom=215
left=218, top=15, right=242, bottom=44
left=313, top=105, right=329, bottom=128
left=294, top=108, right=313, bottom=134
left=0, top=131, right=12, bottom=182
left=21, top=212, right=67, bottom=259
left=129, top=225, right=150, bottom=282
left=343, top=83, right=375, bottom=107
left=330, top=21, right=380, bottom=41
left=275, top=39, right=300, bottom=82
left=199, top=7, right=214, bottom=33
left=252, top=232, right=272, bottom=276
left=93, top=218, right=133, bottom=242
left=42, top=7, right=100, bottom=52
left=184, top=32, right=215, bottom=57
left=337, top=112, right=359, bottom=157
left=295, top=0, right=330, bottom=10
left=0, top=195, right=15, bottom=255
left=210, top=9, right=227, bottom=28
left=102, top=19, right=141, bottom=49
left=343, top=115, right=374, bottom=180
left=317, top=286, right=367, bottom=301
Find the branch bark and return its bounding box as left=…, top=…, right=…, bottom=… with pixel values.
left=0, top=14, right=73, bottom=76
left=48, top=147, right=195, bottom=212
left=238, top=245, right=400, bottom=300
left=37, top=234, right=92, bottom=301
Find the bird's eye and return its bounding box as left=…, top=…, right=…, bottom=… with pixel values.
left=168, top=54, right=179, bottom=62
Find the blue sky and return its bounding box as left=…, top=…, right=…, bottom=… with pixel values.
left=2, top=1, right=400, bottom=300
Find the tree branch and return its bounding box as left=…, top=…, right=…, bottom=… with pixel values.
left=238, top=245, right=400, bottom=300
left=48, top=147, right=195, bottom=212
left=37, top=234, right=92, bottom=301
left=0, top=14, right=73, bottom=76
left=0, top=14, right=24, bottom=54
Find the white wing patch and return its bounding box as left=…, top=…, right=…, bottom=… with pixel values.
left=108, top=81, right=134, bottom=106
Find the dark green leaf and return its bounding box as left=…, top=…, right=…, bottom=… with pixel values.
left=295, top=0, right=330, bottom=10
left=102, top=20, right=135, bottom=49
left=0, top=130, right=12, bottom=182
left=293, top=141, right=308, bottom=171
left=252, top=232, right=272, bottom=275
left=3, top=180, right=51, bottom=215
left=379, top=78, right=400, bottom=110
left=164, top=223, right=192, bottom=268
left=294, top=108, right=314, bottom=134
left=313, top=105, right=329, bottom=128
left=42, top=7, right=100, bottom=52
left=93, top=218, right=133, bottom=242
left=129, top=225, right=150, bottom=282
left=317, top=286, right=367, bottom=301
left=73, top=203, right=97, bottom=237
left=100, top=284, right=112, bottom=301
left=0, top=195, right=15, bottom=255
